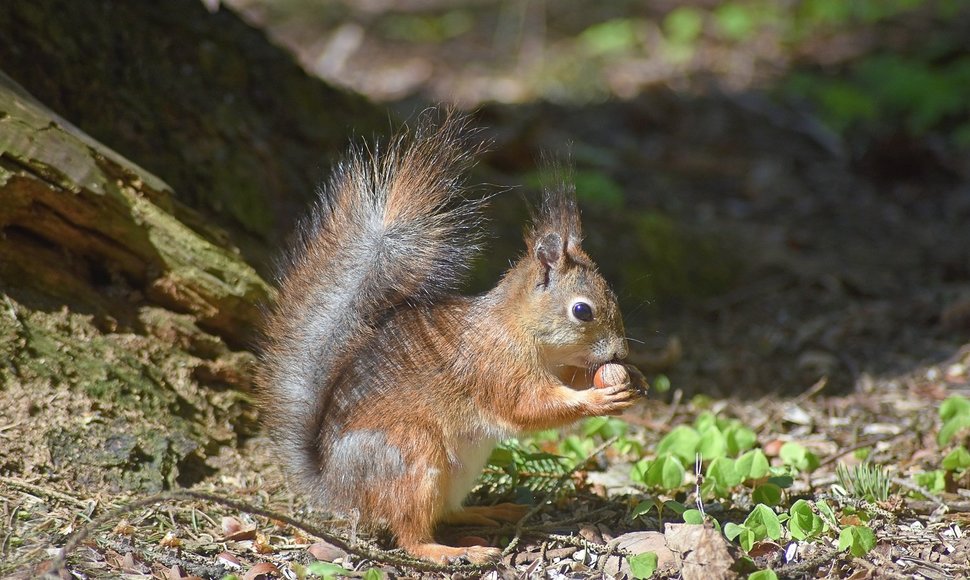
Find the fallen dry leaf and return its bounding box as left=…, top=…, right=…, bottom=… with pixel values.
left=242, top=561, right=280, bottom=580
left=253, top=531, right=274, bottom=554
left=112, top=519, right=135, bottom=536
left=603, top=531, right=679, bottom=577
left=307, top=540, right=348, bottom=562
left=159, top=530, right=182, bottom=549
left=216, top=551, right=242, bottom=568
left=748, top=540, right=783, bottom=558
left=222, top=516, right=244, bottom=536
left=665, top=523, right=739, bottom=580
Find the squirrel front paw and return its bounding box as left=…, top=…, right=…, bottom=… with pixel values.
left=624, top=363, right=649, bottom=395
left=584, top=382, right=639, bottom=415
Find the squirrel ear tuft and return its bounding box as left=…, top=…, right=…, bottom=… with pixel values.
left=535, top=232, right=564, bottom=270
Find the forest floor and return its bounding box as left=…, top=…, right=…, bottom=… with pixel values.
left=3, top=1, right=970, bottom=578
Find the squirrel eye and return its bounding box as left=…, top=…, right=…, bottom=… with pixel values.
left=571, top=301, right=594, bottom=322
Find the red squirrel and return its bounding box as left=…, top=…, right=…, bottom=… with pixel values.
left=257, top=116, right=646, bottom=564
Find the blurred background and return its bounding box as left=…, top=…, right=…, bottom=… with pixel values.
left=222, top=0, right=970, bottom=396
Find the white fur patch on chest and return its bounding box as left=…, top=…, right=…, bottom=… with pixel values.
left=445, top=435, right=498, bottom=512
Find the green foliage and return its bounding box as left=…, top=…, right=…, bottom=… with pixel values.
left=582, top=416, right=628, bottom=439
left=787, top=54, right=970, bottom=140
left=705, top=456, right=742, bottom=497
left=939, top=396, right=970, bottom=445
left=655, top=414, right=757, bottom=467
left=559, top=434, right=596, bottom=464
left=942, top=446, right=970, bottom=472
left=632, top=454, right=687, bottom=490
left=581, top=417, right=642, bottom=456
left=624, top=212, right=740, bottom=303
left=815, top=499, right=840, bottom=531
left=683, top=508, right=705, bottom=524
left=307, top=562, right=354, bottom=579
left=725, top=504, right=782, bottom=551
left=635, top=412, right=767, bottom=498
left=580, top=19, right=641, bottom=57
left=913, top=470, right=945, bottom=495
left=714, top=3, right=758, bottom=41
left=652, top=374, right=672, bottom=394
left=835, top=462, right=891, bottom=502
left=787, top=499, right=824, bottom=540
left=838, top=525, right=877, bottom=557
left=482, top=439, right=569, bottom=499
left=631, top=500, right=655, bottom=520
left=779, top=442, right=820, bottom=473
left=752, top=483, right=783, bottom=506
left=656, top=425, right=701, bottom=464
left=663, top=7, right=704, bottom=45
left=697, top=424, right=728, bottom=460
left=736, top=449, right=771, bottom=480
left=748, top=571, right=779, bottom=580
left=382, top=10, right=473, bottom=43
left=628, top=551, right=659, bottom=579
left=573, top=171, right=626, bottom=210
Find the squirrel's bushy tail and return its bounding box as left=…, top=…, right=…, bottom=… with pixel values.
left=257, top=114, right=486, bottom=487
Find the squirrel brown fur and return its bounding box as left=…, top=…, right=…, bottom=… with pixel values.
left=257, top=115, right=645, bottom=564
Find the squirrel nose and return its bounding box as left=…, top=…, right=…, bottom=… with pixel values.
left=612, top=338, right=629, bottom=361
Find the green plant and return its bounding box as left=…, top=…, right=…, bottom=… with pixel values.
left=632, top=454, right=687, bottom=491
left=579, top=19, right=641, bottom=57
left=736, top=449, right=771, bottom=480
left=480, top=439, right=569, bottom=500
left=942, top=446, right=970, bottom=471
left=838, top=525, right=877, bottom=557
left=704, top=456, right=742, bottom=497
left=787, top=499, right=824, bottom=540
left=724, top=504, right=782, bottom=552
left=779, top=442, right=820, bottom=473
left=939, top=395, right=970, bottom=446
left=913, top=470, right=946, bottom=495
left=748, top=571, right=779, bottom=580
left=307, top=562, right=355, bottom=579
left=835, top=462, right=892, bottom=502
left=752, top=483, right=783, bottom=506
left=629, top=551, right=659, bottom=579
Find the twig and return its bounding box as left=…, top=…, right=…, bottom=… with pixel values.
left=816, top=426, right=911, bottom=469
left=0, top=476, right=93, bottom=510
left=892, top=477, right=946, bottom=511
left=792, top=376, right=829, bottom=406
left=502, top=435, right=619, bottom=556
left=45, top=489, right=494, bottom=578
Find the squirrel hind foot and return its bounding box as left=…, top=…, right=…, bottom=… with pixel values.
left=405, top=542, right=502, bottom=565
left=445, top=503, right=528, bottom=525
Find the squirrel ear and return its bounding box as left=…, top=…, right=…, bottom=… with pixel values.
left=534, top=232, right=567, bottom=288
left=535, top=232, right=564, bottom=270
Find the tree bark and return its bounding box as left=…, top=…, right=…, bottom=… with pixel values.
left=0, top=1, right=383, bottom=492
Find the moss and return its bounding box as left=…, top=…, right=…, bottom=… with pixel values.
left=619, top=211, right=740, bottom=305
left=0, top=297, right=249, bottom=492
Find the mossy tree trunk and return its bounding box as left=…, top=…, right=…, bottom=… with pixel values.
left=0, top=1, right=384, bottom=492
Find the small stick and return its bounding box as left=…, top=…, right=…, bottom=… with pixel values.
left=1, top=476, right=93, bottom=510
left=45, top=490, right=493, bottom=577
left=892, top=477, right=945, bottom=511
